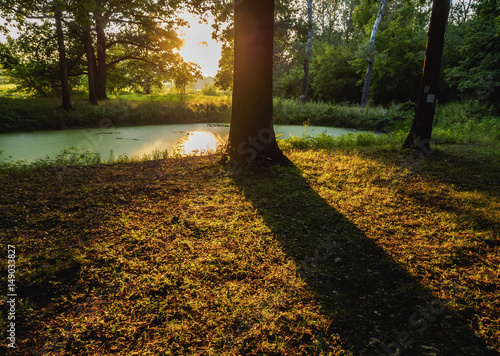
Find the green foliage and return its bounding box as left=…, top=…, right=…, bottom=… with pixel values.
left=0, top=22, right=60, bottom=96
left=173, top=62, right=203, bottom=95
left=274, top=65, right=303, bottom=99
left=0, top=95, right=231, bottom=133
left=432, top=101, right=500, bottom=144
left=214, top=43, right=233, bottom=90
left=273, top=98, right=405, bottom=131
left=201, top=82, right=219, bottom=96
left=439, top=22, right=468, bottom=102
left=310, top=41, right=360, bottom=103
left=445, top=0, right=500, bottom=108
left=279, top=131, right=401, bottom=151
left=0, top=147, right=101, bottom=173
left=106, top=61, right=166, bottom=95
left=277, top=100, right=499, bottom=150
left=352, top=2, right=428, bottom=105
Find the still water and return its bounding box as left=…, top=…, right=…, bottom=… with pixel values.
left=0, top=123, right=355, bottom=163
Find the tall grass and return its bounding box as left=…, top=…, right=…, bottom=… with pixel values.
left=0, top=95, right=232, bottom=133
left=432, top=101, right=499, bottom=144
left=0, top=146, right=176, bottom=174
left=273, top=98, right=407, bottom=131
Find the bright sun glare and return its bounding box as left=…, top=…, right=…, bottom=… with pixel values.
left=1, top=15, right=222, bottom=78
left=179, top=131, right=219, bottom=155
left=177, top=13, right=222, bottom=77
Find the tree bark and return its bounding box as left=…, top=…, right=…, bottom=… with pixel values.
left=54, top=3, right=72, bottom=111
left=300, top=0, right=313, bottom=103
left=402, top=0, right=450, bottom=151
left=95, top=16, right=108, bottom=100
left=225, top=0, right=288, bottom=170
left=360, top=0, right=387, bottom=108
left=84, top=28, right=98, bottom=105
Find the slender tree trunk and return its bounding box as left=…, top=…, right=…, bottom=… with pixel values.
left=54, top=3, right=72, bottom=111
left=360, top=0, right=387, bottom=108
left=402, top=0, right=450, bottom=151
left=95, top=17, right=108, bottom=100
left=84, top=28, right=98, bottom=105
left=225, top=0, right=287, bottom=170
left=300, top=0, right=313, bottom=103
left=344, top=1, right=357, bottom=44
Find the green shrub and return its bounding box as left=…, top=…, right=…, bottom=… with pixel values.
left=273, top=98, right=404, bottom=131
left=201, top=83, right=219, bottom=96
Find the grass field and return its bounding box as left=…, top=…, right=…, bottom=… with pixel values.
left=0, top=141, right=499, bottom=355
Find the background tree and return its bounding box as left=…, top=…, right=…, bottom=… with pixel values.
left=83, top=26, right=98, bottom=105
left=445, top=0, right=499, bottom=109
left=299, top=0, right=313, bottom=103
left=360, top=0, right=387, bottom=108
left=352, top=2, right=428, bottom=104
left=0, top=0, right=75, bottom=109
left=172, top=61, right=203, bottom=96
left=310, top=41, right=359, bottom=102
left=87, top=0, right=185, bottom=100
left=0, top=23, right=59, bottom=96
left=53, top=2, right=72, bottom=110
left=214, top=41, right=234, bottom=90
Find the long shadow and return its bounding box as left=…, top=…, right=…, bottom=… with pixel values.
left=370, top=147, right=500, bottom=248
left=0, top=160, right=175, bottom=355
left=233, top=162, right=498, bottom=355
left=389, top=147, right=500, bottom=198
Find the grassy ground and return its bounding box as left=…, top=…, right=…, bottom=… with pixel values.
left=0, top=141, right=499, bottom=355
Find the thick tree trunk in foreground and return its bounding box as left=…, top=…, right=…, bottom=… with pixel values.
left=84, top=28, right=98, bottom=105
left=402, top=0, right=450, bottom=151
left=225, top=0, right=287, bottom=171
left=54, top=4, right=72, bottom=111
left=360, top=0, right=387, bottom=108
left=95, top=18, right=108, bottom=100
left=300, top=0, right=313, bottom=103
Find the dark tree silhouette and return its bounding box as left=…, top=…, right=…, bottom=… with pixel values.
left=402, top=0, right=450, bottom=151
left=225, top=0, right=288, bottom=170
left=84, top=28, right=98, bottom=105
left=54, top=3, right=72, bottom=111
left=300, top=0, right=313, bottom=103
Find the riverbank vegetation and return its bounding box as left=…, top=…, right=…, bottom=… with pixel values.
left=0, top=94, right=232, bottom=133
left=1, top=93, right=498, bottom=145
left=1, top=141, right=499, bottom=355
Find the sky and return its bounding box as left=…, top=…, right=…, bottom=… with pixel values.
left=177, top=13, right=222, bottom=78
left=0, top=14, right=223, bottom=78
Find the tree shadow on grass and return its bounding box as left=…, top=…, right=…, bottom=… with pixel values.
left=233, top=162, right=497, bottom=355
left=0, top=160, right=177, bottom=355
left=387, top=146, right=500, bottom=198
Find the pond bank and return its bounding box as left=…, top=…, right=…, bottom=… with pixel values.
left=0, top=96, right=400, bottom=134
left=0, top=123, right=356, bottom=164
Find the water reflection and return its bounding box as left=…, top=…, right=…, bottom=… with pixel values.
left=0, top=124, right=358, bottom=163
left=176, top=131, right=220, bottom=155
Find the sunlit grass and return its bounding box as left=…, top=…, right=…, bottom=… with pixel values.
left=0, top=142, right=498, bottom=354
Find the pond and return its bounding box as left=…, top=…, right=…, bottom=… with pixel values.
left=0, top=123, right=356, bottom=164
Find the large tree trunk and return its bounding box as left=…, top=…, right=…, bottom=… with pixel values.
left=360, top=0, right=387, bottom=108
left=402, top=0, right=450, bottom=151
left=225, top=0, right=287, bottom=171
left=84, top=28, right=98, bottom=105
left=54, top=4, right=72, bottom=111
left=300, top=0, right=313, bottom=103
left=95, top=17, right=108, bottom=100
